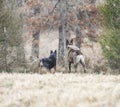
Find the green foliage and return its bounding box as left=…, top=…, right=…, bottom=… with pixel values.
left=0, top=0, right=25, bottom=72
left=0, top=0, right=23, bottom=46
left=100, top=0, right=120, bottom=29
left=100, top=0, right=120, bottom=69
left=100, top=29, right=120, bottom=68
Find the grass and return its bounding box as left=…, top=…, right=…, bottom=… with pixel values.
left=0, top=73, right=120, bottom=107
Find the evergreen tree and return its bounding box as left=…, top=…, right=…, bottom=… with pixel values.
left=100, top=0, right=120, bottom=69
left=0, top=0, right=24, bottom=72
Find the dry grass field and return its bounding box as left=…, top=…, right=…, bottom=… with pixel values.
left=0, top=73, right=120, bottom=107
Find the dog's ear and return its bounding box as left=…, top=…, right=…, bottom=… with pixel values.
left=66, top=39, right=69, bottom=46
left=70, top=39, right=73, bottom=45
left=50, top=50, right=53, bottom=54
left=54, top=50, right=57, bottom=54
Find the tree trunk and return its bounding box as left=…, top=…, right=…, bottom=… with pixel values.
left=58, top=26, right=66, bottom=65
left=31, top=30, right=40, bottom=59
left=30, top=29, right=40, bottom=73
left=75, top=25, right=83, bottom=48
left=58, top=0, right=67, bottom=66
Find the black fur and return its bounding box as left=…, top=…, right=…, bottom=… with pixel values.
left=40, top=50, right=57, bottom=70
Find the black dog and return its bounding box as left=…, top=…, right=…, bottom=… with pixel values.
left=40, top=50, right=57, bottom=71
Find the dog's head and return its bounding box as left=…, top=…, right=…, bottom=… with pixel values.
left=49, top=50, right=57, bottom=60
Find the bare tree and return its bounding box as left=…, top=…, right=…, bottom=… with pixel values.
left=31, top=29, right=40, bottom=59
left=58, top=0, right=68, bottom=66
left=75, top=25, right=83, bottom=48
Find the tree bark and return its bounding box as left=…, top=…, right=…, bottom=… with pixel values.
left=75, top=25, right=82, bottom=48
left=58, top=0, right=67, bottom=66
left=31, top=29, right=40, bottom=59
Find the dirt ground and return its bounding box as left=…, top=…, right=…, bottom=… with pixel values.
left=0, top=73, right=120, bottom=107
